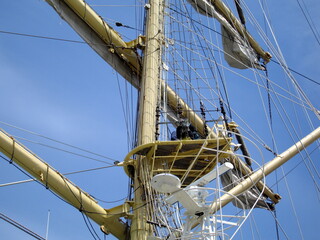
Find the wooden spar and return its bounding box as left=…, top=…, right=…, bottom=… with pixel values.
left=131, top=1, right=163, bottom=239
left=164, top=82, right=217, bottom=138
left=0, top=129, right=129, bottom=240
left=44, top=0, right=274, bottom=138
left=228, top=155, right=281, bottom=204
left=209, top=126, right=320, bottom=214
left=46, top=0, right=141, bottom=74
left=45, top=0, right=140, bottom=88
left=210, top=0, right=272, bottom=63
left=44, top=0, right=216, bottom=138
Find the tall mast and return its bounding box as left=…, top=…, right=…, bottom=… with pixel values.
left=137, top=1, right=162, bottom=146
left=131, top=0, right=164, bottom=239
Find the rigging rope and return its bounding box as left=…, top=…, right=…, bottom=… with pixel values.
left=12, top=136, right=115, bottom=165
left=2, top=1, right=319, bottom=239
left=184, top=5, right=233, bottom=120
left=271, top=59, right=320, bottom=86
left=295, top=0, right=320, bottom=46
left=274, top=209, right=281, bottom=240
left=0, top=121, right=118, bottom=162
left=81, top=212, right=101, bottom=240
left=0, top=212, right=45, bottom=240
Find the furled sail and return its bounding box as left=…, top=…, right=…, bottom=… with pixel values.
left=220, top=161, right=274, bottom=210
left=187, top=0, right=265, bottom=70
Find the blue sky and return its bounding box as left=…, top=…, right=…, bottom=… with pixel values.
left=0, top=0, right=320, bottom=239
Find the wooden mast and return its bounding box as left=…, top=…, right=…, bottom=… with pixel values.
left=130, top=0, right=163, bottom=239
left=1, top=1, right=319, bottom=239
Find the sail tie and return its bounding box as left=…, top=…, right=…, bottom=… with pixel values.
left=9, top=136, right=15, bottom=164
left=45, top=164, right=50, bottom=189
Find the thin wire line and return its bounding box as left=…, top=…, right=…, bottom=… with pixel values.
left=0, top=30, right=85, bottom=44
left=295, top=0, right=320, bottom=46
left=167, top=30, right=314, bottom=110
left=1, top=26, right=319, bottom=86
left=13, top=136, right=114, bottom=165
left=170, top=4, right=320, bottom=88
left=268, top=209, right=290, bottom=240
left=0, top=153, right=107, bottom=240
left=0, top=121, right=118, bottom=161
left=0, top=212, right=46, bottom=240
left=271, top=59, right=320, bottom=86
left=0, top=165, right=117, bottom=187
left=81, top=212, right=100, bottom=240
left=1, top=151, right=128, bottom=204
left=270, top=146, right=319, bottom=188
left=85, top=213, right=101, bottom=240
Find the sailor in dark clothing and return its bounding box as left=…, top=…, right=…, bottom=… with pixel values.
left=176, top=125, right=189, bottom=140
left=172, top=122, right=201, bottom=140
left=171, top=131, right=177, bottom=140
left=188, top=124, right=200, bottom=139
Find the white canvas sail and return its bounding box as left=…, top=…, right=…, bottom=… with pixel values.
left=0, top=0, right=319, bottom=239
left=187, top=0, right=265, bottom=69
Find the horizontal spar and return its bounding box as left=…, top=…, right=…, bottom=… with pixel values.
left=209, top=126, right=320, bottom=214
left=0, top=129, right=128, bottom=239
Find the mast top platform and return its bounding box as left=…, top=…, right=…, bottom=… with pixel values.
left=122, top=138, right=232, bottom=186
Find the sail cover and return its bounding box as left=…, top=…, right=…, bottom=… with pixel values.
left=187, top=0, right=264, bottom=70
left=220, top=163, right=274, bottom=210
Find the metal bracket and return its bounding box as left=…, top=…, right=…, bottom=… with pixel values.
left=126, top=35, right=146, bottom=50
